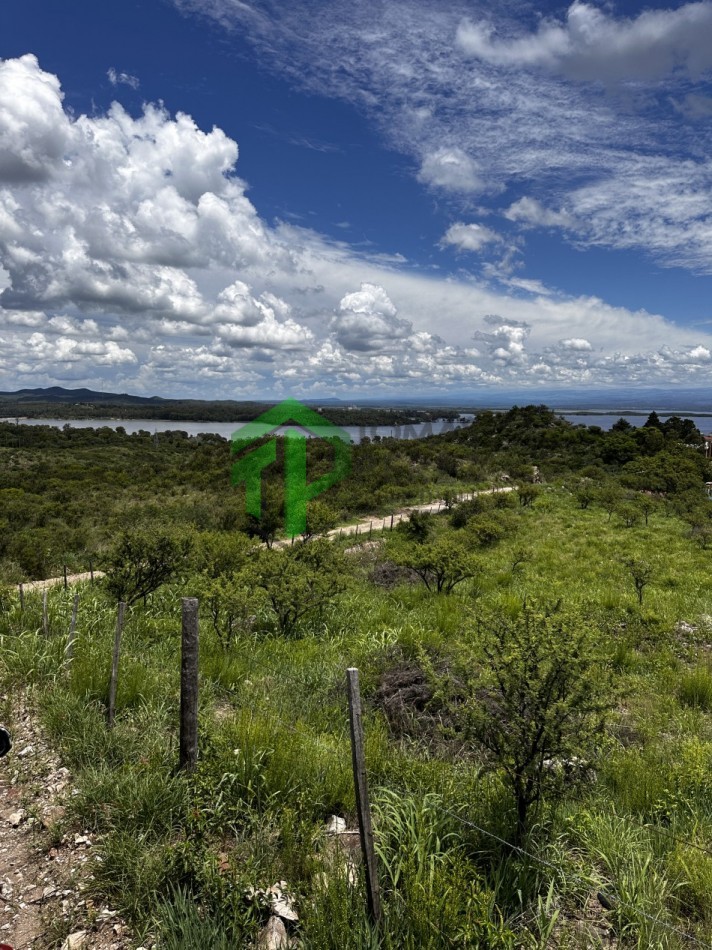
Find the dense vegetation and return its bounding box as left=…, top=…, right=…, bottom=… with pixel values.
left=2, top=405, right=712, bottom=947
left=0, top=387, right=462, bottom=426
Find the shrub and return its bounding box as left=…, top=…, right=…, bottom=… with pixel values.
left=457, top=604, right=613, bottom=841
left=678, top=666, right=712, bottom=711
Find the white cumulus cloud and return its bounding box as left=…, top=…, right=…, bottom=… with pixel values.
left=457, top=2, right=712, bottom=82
left=441, top=222, right=501, bottom=253
left=3, top=53, right=712, bottom=396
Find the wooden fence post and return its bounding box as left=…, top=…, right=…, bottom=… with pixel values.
left=107, top=602, right=126, bottom=727
left=42, top=589, right=49, bottom=637
left=346, top=667, right=381, bottom=927
left=66, top=593, right=79, bottom=663
left=390, top=514, right=394, bottom=531
left=18, top=583, right=24, bottom=612
left=63, top=565, right=68, bottom=590
left=179, top=597, right=200, bottom=772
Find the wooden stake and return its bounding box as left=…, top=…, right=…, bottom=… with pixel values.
left=42, top=589, right=49, bottom=637
left=107, top=602, right=126, bottom=727
left=18, top=583, right=24, bottom=612
left=390, top=513, right=394, bottom=531
left=66, top=593, right=79, bottom=663
left=179, top=597, right=200, bottom=772
left=63, top=565, right=68, bottom=590
left=346, top=667, right=381, bottom=926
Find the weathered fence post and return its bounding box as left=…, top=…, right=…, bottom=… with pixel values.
left=63, top=565, right=68, bottom=590
left=66, top=593, right=79, bottom=663
left=346, top=667, right=381, bottom=927
left=107, top=602, right=126, bottom=727
left=390, top=514, right=394, bottom=531
left=179, top=597, right=199, bottom=772
left=42, top=589, right=49, bottom=637
left=18, top=583, right=24, bottom=612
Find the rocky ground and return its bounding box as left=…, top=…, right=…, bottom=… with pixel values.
left=0, top=692, right=133, bottom=950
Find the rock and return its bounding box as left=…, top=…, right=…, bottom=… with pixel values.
left=267, top=882, right=298, bottom=923
left=325, top=816, right=346, bottom=835
left=40, top=805, right=66, bottom=828
left=676, top=621, right=697, bottom=636
left=62, top=932, right=88, bottom=949
left=7, top=810, right=26, bottom=828
left=257, top=916, right=289, bottom=950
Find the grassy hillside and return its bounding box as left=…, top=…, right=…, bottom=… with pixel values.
left=2, top=406, right=712, bottom=947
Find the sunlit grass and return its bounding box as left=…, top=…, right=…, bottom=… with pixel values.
left=2, top=488, right=712, bottom=945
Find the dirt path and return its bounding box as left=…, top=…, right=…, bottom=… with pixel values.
left=326, top=487, right=514, bottom=540
left=20, top=573, right=105, bottom=594
left=0, top=695, right=130, bottom=950
left=274, top=485, right=515, bottom=547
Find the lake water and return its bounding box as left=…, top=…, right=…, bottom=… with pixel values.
left=0, top=416, right=469, bottom=443
left=3, top=411, right=712, bottom=440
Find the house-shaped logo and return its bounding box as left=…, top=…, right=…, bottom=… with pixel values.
left=231, top=398, right=351, bottom=538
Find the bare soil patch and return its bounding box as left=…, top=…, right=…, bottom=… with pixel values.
left=0, top=694, right=130, bottom=950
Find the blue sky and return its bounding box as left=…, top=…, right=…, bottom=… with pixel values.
left=2, top=0, right=712, bottom=399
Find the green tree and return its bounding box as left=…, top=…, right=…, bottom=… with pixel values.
left=638, top=494, right=658, bottom=526
left=250, top=539, right=348, bottom=636
left=518, top=485, right=541, bottom=508
left=575, top=485, right=595, bottom=509
left=194, top=531, right=257, bottom=578
left=244, top=508, right=282, bottom=549
left=398, top=510, right=433, bottom=544
left=465, top=512, right=514, bottom=547
left=596, top=482, right=623, bottom=522
left=104, top=530, right=192, bottom=605
left=191, top=532, right=259, bottom=647
left=644, top=410, right=663, bottom=430
left=460, top=606, right=611, bottom=842
left=616, top=502, right=641, bottom=528
left=301, top=500, right=339, bottom=541
left=195, top=572, right=259, bottom=648
left=622, top=557, right=653, bottom=606
left=389, top=536, right=481, bottom=595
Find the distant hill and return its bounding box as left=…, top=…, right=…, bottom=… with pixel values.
left=0, top=386, right=168, bottom=405
left=1, top=384, right=710, bottom=416
left=0, top=387, right=446, bottom=426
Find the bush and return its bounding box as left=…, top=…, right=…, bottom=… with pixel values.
left=456, top=604, right=613, bottom=841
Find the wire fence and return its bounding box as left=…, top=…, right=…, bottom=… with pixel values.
left=211, top=697, right=710, bottom=946
left=3, top=584, right=712, bottom=947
